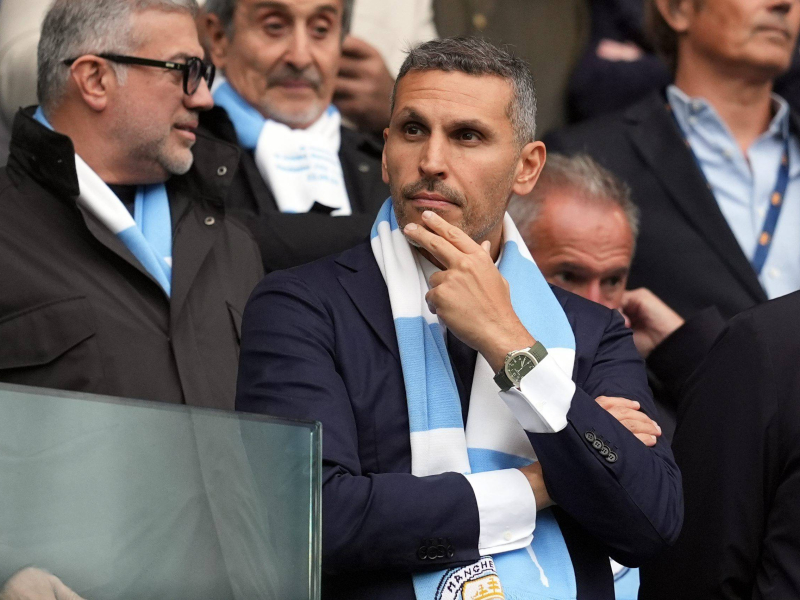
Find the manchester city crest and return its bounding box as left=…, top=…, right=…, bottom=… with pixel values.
left=434, top=556, right=505, bottom=600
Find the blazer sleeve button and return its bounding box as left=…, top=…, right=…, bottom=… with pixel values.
left=585, top=431, right=596, bottom=442
left=606, top=452, right=618, bottom=463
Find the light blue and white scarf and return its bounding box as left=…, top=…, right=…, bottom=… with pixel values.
left=34, top=108, right=172, bottom=296
left=370, top=199, right=579, bottom=600
left=213, top=81, right=351, bottom=216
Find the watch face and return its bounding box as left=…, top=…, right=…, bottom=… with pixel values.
left=506, top=354, right=534, bottom=383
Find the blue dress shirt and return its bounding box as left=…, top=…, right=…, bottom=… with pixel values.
left=667, top=85, right=800, bottom=299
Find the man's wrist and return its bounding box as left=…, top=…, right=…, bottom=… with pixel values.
left=483, top=330, right=536, bottom=373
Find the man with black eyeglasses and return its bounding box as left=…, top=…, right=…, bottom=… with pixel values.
left=0, top=0, right=262, bottom=410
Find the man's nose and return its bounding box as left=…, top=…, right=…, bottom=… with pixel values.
left=284, top=27, right=314, bottom=71
left=584, top=280, right=604, bottom=305
left=186, top=78, right=214, bottom=111
left=418, top=135, right=447, bottom=179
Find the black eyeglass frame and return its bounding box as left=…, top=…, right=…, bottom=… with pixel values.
left=62, top=53, right=215, bottom=95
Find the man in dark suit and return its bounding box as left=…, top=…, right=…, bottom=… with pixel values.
left=639, top=290, right=800, bottom=599
left=546, top=0, right=800, bottom=321
left=237, top=37, right=682, bottom=600
left=201, top=0, right=389, bottom=273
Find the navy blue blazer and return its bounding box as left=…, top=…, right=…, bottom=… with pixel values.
left=236, top=241, right=683, bottom=600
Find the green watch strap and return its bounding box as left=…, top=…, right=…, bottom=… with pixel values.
left=493, top=341, right=548, bottom=392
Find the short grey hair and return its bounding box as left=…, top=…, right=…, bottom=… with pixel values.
left=204, top=0, right=355, bottom=39
left=509, top=153, right=640, bottom=247
left=392, top=37, right=537, bottom=148
left=38, top=0, right=199, bottom=113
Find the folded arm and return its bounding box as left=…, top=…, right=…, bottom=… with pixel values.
left=506, top=308, right=684, bottom=566
left=236, top=272, right=483, bottom=574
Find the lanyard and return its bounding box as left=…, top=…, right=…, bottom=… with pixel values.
left=667, top=104, right=791, bottom=276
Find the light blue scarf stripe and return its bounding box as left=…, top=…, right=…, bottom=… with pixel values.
left=33, top=108, right=172, bottom=296
left=116, top=227, right=172, bottom=294
left=134, top=184, right=172, bottom=284
left=614, top=568, right=640, bottom=599
left=396, top=318, right=463, bottom=433
left=213, top=81, right=265, bottom=149
left=370, top=200, right=578, bottom=599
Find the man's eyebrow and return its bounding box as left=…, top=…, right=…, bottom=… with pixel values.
left=602, top=267, right=630, bottom=278
left=252, top=1, right=289, bottom=11
left=252, top=1, right=339, bottom=15
left=395, top=108, right=429, bottom=125
left=449, top=118, right=490, bottom=132
left=168, top=52, right=199, bottom=62
left=555, top=262, right=590, bottom=274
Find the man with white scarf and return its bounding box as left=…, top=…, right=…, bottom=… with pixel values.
left=237, top=37, right=683, bottom=600
left=0, top=0, right=262, bottom=409
left=200, top=0, right=389, bottom=273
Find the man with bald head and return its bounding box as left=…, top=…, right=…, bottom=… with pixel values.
left=510, top=153, right=726, bottom=444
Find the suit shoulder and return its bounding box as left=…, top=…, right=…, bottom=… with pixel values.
left=257, top=241, right=372, bottom=293
left=340, top=126, right=383, bottom=161
left=550, top=284, right=618, bottom=330
left=544, top=109, right=628, bottom=152
left=726, top=290, right=800, bottom=352
left=544, top=92, right=663, bottom=153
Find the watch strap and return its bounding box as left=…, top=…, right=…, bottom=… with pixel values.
left=493, top=341, right=548, bottom=392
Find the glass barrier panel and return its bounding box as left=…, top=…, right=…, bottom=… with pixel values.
left=0, top=383, right=321, bottom=600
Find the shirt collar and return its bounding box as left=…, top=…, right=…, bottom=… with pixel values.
left=667, top=84, right=790, bottom=141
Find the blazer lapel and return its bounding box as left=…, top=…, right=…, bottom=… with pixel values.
left=335, top=244, right=401, bottom=364
left=624, top=94, right=767, bottom=303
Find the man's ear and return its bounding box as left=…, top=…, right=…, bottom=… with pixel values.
left=654, top=0, right=694, bottom=34
left=512, top=141, right=546, bottom=197
left=68, top=56, right=114, bottom=112
left=204, top=12, right=231, bottom=68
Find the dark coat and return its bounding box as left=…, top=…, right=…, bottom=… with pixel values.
left=640, top=290, right=800, bottom=599
left=0, top=108, right=263, bottom=410
left=199, top=106, right=389, bottom=273
left=544, top=91, right=792, bottom=321
left=643, top=306, right=727, bottom=443
left=236, top=241, right=683, bottom=600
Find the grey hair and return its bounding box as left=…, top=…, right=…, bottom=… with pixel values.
left=508, top=153, right=640, bottom=247
left=204, top=0, right=355, bottom=39
left=38, top=0, right=199, bottom=113
left=392, top=36, right=537, bottom=148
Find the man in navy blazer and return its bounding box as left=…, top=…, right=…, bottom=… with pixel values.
left=237, top=37, right=682, bottom=600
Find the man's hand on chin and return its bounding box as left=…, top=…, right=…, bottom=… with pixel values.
left=403, top=210, right=535, bottom=371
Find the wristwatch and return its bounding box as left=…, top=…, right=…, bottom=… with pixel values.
left=493, top=341, right=548, bottom=392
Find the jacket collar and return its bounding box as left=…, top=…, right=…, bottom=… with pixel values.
left=8, top=107, right=81, bottom=199
left=622, top=91, right=768, bottom=304
left=7, top=106, right=242, bottom=319
left=8, top=106, right=241, bottom=209
left=334, top=242, right=401, bottom=364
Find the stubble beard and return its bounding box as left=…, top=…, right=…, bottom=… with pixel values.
left=114, top=109, right=194, bottom=178
left=389, top=169, right=514, bottom=245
